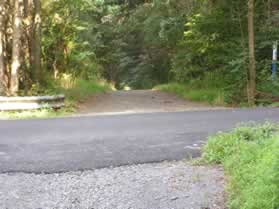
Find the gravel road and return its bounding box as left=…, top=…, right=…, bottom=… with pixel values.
left=0, top=161, right=225, bottom=209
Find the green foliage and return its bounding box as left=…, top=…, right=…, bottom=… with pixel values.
left=42, top=0, right=104, bottom=80
left=156, top=71, right=225, bottom=105
left=156, top=84, right=224, bottom=106
left=91, top=0, right=192, bottom=89
left=63, top=79, right=111, bottom=104
left=0, top=108, right=71, bottom=120
left=170, top=0, right=279, bottom=104
left=203, top=123, right=279, bottom=209
left=23, top=0, right=279, bottom=104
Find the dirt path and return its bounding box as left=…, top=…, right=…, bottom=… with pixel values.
left=78, top=90, right=223, bottom=115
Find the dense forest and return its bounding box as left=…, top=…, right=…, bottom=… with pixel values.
left=0, top=0, right=279, bottom=105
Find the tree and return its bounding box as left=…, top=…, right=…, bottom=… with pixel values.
left=0, top=0, right=275, bottom=102
left=247, top=0, right=256, bottom=105
left=11, top=0, right=24, bottom=95
left=0, top=0, right=6, bottom=95
left=31, top=0, right=41, bottom=82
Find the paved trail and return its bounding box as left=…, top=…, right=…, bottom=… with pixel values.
left=0, top=108, right=278, bottom=173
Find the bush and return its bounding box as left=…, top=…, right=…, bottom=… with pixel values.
left=203, top=123, right=279, bottom=209
left=63, top=79, right=111, bottom=103
left=156, top=72, right=225, bottom=105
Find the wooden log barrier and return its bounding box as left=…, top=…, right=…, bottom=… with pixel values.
left=0, top=95, right=65, bottom=111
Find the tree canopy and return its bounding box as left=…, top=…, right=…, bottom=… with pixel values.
left=0, top=0, right=278, bottom=104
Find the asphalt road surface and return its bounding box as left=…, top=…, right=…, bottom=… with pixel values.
left=0, top=108, right=278, bottom=173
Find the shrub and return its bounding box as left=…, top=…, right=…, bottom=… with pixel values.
left=156, top=80, right=225, bottom=106
left=63, top=79, right=111, bottom=103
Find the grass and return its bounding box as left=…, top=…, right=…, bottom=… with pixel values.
left=270, top=102, right=279, bottom=107
left=62, top=79, right=111, bottom=104
left=156, top=82, right=225, bottom=106
left=0, top=79, right=111, bottom=120
left=0, top=108, right=71, bottom=120
left=202, top=123, right=279, bottom=209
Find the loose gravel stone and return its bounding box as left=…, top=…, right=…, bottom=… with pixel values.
left=0, top=161, right=225, bottom=209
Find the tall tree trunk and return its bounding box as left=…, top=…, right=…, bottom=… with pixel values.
left=31, top=0, right=41, bottom=83
left=247, top=0, right=256, bottom=105
left=0, top=0, right=7, bottom=95
left=11, top=0, right=24, bottom=95
left=267, top=0, right=271, bottom=20
left=22, top=0, right=33, bottom=91
left=6, top=0, right=14, bottom=90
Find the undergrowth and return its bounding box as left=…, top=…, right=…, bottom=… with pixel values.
left=156, top=82, right=225, bottom=106
left=202, top=123, right=279, bottom=209
left=62, top=79, right=111, bottom=104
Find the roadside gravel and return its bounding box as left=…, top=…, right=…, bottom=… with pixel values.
left=0, top=161, right=225, bottom=209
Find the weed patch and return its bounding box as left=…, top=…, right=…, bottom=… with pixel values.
left=202, top=123, right=279, bottom=209
left=156, top=83, right=225, bottom=106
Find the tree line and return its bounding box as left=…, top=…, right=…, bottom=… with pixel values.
left=94, top=0, right=278, bottom=105
left=0, top=0, right=278, bottom=105
left=0, top=0, right=41, bottom=95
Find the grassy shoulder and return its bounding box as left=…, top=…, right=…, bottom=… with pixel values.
left=155, top=82, right=225, bottom=106
left=202, top=123, right=279, bottom=209
left=156, top=80, right=279, bottom=107
left=0, top=79, right=112, bottom=120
